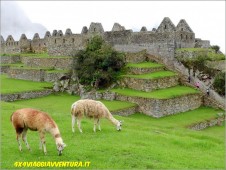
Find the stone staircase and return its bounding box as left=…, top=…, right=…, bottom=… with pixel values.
left=0, top=55, right=72, bottom=82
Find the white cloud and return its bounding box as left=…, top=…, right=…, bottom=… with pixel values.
left=2, top=1, right=226, bottom=53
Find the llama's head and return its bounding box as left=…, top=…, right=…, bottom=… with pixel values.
left=56, top=138, right=66, bottom=156
left=116, top=121, right=123, bottom=131
left=56, top=143, right=66, bottom=156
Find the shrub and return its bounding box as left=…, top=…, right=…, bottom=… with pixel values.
left=210, top=45, right=220, bottom=53
left=73, top=35, right=125, bottom=89
left=213, top=72, right=225, bottom=96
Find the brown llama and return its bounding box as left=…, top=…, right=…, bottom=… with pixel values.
left=10, top=108, right=66, bottom=155
left=71, top=99, right=122, bottom=133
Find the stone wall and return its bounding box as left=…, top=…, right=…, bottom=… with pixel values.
left=188, top=113, right=225, bottom=130
left=44, top=72, right=70, bottom=82
left=115, top=93, right=203, bottom=118
left=0, top=65, right=10, bottom=73
left=0, top=56, right=21, bottom=64
left=1, top=17, right=197, bottom=60
left=111, top=106, right=138, bottom=116
left=8, top=68, right=45, bottom=81
left=120, top=76, right=179, bottom=92
left=195, top=38, right=210, bottom=48
left=1, top=89, right=52, bottom=102
left=82, top=90, right=203, bottom=118
left=124, top=50, right=147, bottom=63
left=127, top=66, right=164, bottom=75
left=21, top=56, right=73, bottom=70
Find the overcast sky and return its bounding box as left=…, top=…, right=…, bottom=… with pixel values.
left=1, top=1, right=225, bottom=54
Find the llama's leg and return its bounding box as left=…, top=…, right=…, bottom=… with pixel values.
left=97, top=119, right=101, bottom=131
left=22, top=129, right=31, bottom=151
left=39, top=132, right=47, bottom=155
left=93, top=118, right=97, bottom=132
left=72, top=115, right=76, bottom=133
left=16, top=133, right=22, bottom=151
left=77, top=118, right=82, bottom=133
left=39, top=140, right=42, bottom=150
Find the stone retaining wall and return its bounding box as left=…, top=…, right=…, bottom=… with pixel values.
left=0, top=56, right=21, bottom=64
left=115, top=93, right=203, bottom=118
left=0, top=65, right=10, bottom=73
left=21, top=57, right=73, bottom=70
left=127, top=66, right=164, bottom=75
left=188, top=113, right=225, bottom=130
left=120, top=76, right=179, bottom=92
left=44, top=72, right=70, bottom=82
left=111, top=106, right=138, bottom=116
left=8, top=68, right=45, bottom=81
left=82, top=90, right=203, bottom=118
left=1, top=89, right=52, bottom=102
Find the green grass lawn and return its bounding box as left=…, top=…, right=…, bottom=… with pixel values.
left=123, top=71, right=177, bottom=79
left=0, top=74, right=52, bottom=94
left=126, top=62, right=164, bottom=68
left=0, top=93, right=224, bottom=169
left=112, top=86, right=200, bottom=99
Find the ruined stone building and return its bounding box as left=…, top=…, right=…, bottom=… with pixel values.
left=0, top=17, right=210, bottom=59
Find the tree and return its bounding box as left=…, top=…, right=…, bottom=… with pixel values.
left=73, top=35, right=125, bottom=89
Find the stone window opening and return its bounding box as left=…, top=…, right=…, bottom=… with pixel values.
left=72, top=38, right=74, bottom=43
left=94, top=28, right=96, bottom=32
left=164, top=25, right=167, bottom=29
left=186, top=35, right=188, bottom=40
left=181, top=34, right=183, bottom=40
left=181, top=28, right=183, bottom=31
left=55, top=39, right=57, bottom=44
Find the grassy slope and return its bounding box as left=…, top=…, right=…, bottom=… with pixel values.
left=0, top=74, right=52, bottom=94
left=112, top=86, right=200, bottom=99
left=1, top=93, right=224, bottom=169
left=123, top=71, right=177, bottom=79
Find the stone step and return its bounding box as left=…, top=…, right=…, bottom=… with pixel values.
left=126, top=62, right=165, bottom=74
left=110, top=86, right=203, bottom=118
left=120, top=71, right=178, bottom=91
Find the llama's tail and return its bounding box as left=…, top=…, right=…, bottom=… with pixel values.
left=10, top=113, right=13, bottom=122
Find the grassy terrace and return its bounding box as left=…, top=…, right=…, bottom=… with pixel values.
left=112, top=86, right=200, bottom=99
left=122, top=70, right=177, bottom=79
left=126, top=62, right=164, bottom=68
left=176, top=48, right=225, bottom=61
left=1, top=93, right=224, bottom=169
left=0, top=74, right=52, bottom=94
